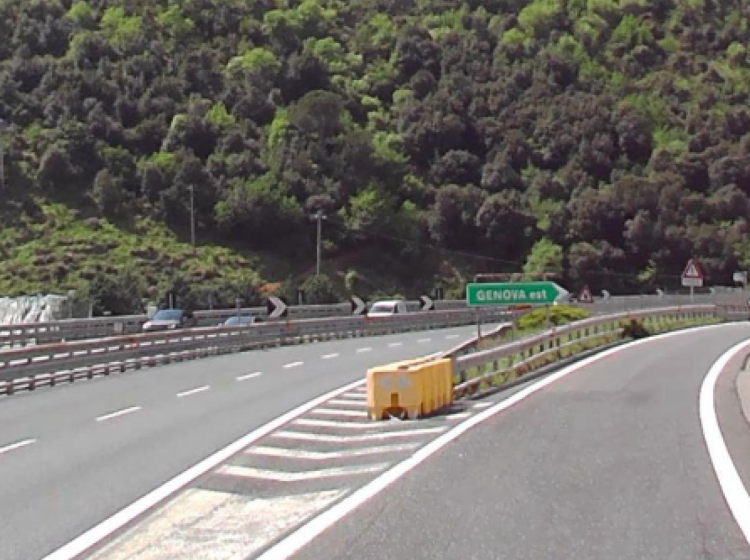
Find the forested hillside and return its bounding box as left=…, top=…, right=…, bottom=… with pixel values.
left=2, top=0, right=750, bottom=305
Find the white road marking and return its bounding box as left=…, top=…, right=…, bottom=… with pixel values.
left=247, top=443, right=419, bottom=461
left=0, top=438, right=36, bottom=456
left=294, top=418, right=378, bottom=430
left=256, top=323, right=738, bottom=560
left=310, top=408, right=368, bottom=418
left=322, top=354, right=339, bottom=360
left=219, top=463, right=389, bottom=482
left=700, top=337, right=750, bottom=544
left=418, top=338, right=432, bottom=343
left=388, top=342, right=403, bottom=348
left=96, top=406, right=142, bottom=422
left=446, top=412, right=471, bottom=421
left=177, top=386, right=210, bottom=398
left=283, top=362, right=304, bottom=369
left=328, top=398, right=366, bottom=408
left=272, top=427, right=446, bottom=443
left=446, top=334, right=460, bottom=339
left=472, top=402, right=494, bottom=409
left=236, top=372, right=262, bottom=382
left=42, top=378, right=367, bottom=560
left=356, top=348, right=372, bottom=353
left=339, top=393, right=367, bottom=401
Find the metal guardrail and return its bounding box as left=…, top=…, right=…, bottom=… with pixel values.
left=0, top=299, right=471, bottom=348
left=0, top=307, right=510, bottom=396
left=452, top=305, right=719, bottom=397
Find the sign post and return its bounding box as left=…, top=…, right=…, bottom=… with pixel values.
left=681, top=258, right=705, bottom=302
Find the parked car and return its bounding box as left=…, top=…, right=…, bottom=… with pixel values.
left=221, top=315, right=258, bottom=326
left=142, top=309, right=194, bottom=332
left=367, top=300, right=408, bottom=318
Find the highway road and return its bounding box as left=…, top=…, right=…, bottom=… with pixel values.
left=0, top=323, right=488, bottom=560
left=284, top=323, right=750, bottom=560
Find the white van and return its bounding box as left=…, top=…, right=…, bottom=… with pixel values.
left=367, top=300, right=408, bottom=318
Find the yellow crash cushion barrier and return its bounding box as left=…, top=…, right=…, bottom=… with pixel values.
left=367, top=358, right=453, bottom=420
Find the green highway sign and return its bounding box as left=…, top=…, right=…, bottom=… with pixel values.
left=466, top=282, right=568, bottom=306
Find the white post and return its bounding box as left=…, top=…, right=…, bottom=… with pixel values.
left=189, top=185, right=196, bottom=248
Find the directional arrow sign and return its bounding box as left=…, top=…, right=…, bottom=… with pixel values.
left=350, top=295, right=367, bottom=315
left=266, top=296, right=288, bottom=319
left=466, top=282, right=568, bottom=307
left=601, top=290, right=611, bottom=300
left=419, top=295, right=435, bottom=311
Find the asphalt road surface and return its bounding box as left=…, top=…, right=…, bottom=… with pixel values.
left=0, top=323, right=488, bottom=560
left=290, top=323, right=750, bottom=560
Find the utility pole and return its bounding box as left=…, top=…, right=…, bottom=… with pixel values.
left=189, top=184, right=196, bottom=249
left=0, top=118, right=6, bottom=192
left=312, top=210, right=327, bottom=276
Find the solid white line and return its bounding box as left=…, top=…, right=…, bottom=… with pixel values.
left=219, top=463, right=389, bottom=482
left=700, top=337, right=750, bottom=544
left=256, top=323, right=739, bottom=560
left=322, top=354, right=339, bottom=360
left=236, top=372, right=262, bottom=382
left=0, top=438, right=36, bottom=456
left=96, top=406, right=142, bottom=422
left=310, top=408, right=368, bottom=418
left=356, top=348, right=372, bottom=353
left=388, top=342, right=403, bottom=348
left=272, top=427, right=445, bottom=443
left=177, top=385, right=210, bottom=398
left=284, top=362, right=304, bottom=369
left=417, top=338, right=432, bottom=343
left=42, top=377, right=367, bottom=560
left=247, top=443, right=419, bottom=461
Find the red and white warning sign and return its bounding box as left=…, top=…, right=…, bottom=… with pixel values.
left=578, top=285, right=594, bottom=304
left=681, top=258, right=704, bottom=288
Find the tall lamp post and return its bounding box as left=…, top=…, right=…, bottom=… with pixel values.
left=311, top=210, right=327, bottom=276
left=0, top=118, right=6, bottom=192
left=189, top=184, right=196, bottom=249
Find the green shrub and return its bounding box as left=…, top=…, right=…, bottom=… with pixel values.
left=517, top=305, right=591, bottom=330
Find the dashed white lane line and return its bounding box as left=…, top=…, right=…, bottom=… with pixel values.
left=0, top=438, right=36, bottom=456
left=247, top=443, right=419, bottom=461
left=272, top=427, right=446, bottom=443
left=417, top=338, right=432, bottom=343
left=322, top=353, right=339, bottom=360
left=327, top=398, right=366, bottom=408
left=284, top=362, right=304, bottom=369
left=388, top=342, right=403, bottom=348
left=356, top=348, right=372, bottom=353
left=310, top=408, right=368, bottom=418
left=446, top=412, right=471, bottom=421
left=177, top=386, right=210, bottom=398
left=219, top=463, right=390, bottom=482
left=237, top=372, right=262, bottom=382
left=445, top=334, right=460, bottom=339
left=96, top=406, right=142, bottom=422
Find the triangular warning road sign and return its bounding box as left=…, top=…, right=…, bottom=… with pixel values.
left=578, top=285, right=594, bottom=304
left=682, top=259, right=704, bottom=280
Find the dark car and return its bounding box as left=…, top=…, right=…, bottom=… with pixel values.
left=142, top=309, right=194, bottom=332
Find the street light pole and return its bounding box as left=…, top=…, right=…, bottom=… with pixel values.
left=312, top=210, right=327, bottom=276
left=0, top=118, right=6, bottom=192
left=189, top=184, right=196, bottom=249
